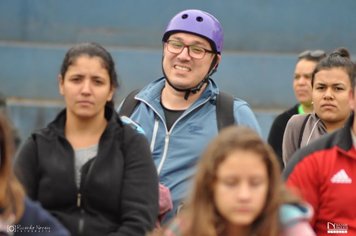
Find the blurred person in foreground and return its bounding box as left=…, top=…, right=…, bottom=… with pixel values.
left=0, top=113, right=69, bottom=236
left=152, top=126, right=315, bottom=236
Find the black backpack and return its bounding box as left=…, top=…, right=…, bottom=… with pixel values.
left=118, top=89, right=235, bottom=131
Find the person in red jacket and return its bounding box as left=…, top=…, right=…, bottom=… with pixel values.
left=284, top=65, right=356, bottom=235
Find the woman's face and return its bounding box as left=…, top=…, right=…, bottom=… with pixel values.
left=293, top=59, right=317, bottom=106
left=59, top=55, right=113, bottom=120
left=214, top=149, right=268, bottom=229
left=312, top=68, right=352, bottom=128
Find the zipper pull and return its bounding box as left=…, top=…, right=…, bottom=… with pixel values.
left=77, top=193, right=81, bottom=207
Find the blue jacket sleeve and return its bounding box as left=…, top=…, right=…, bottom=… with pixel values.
left=233, top=100, right=262, bottom=136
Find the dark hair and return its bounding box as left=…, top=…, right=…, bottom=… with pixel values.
left=312, top=47, right=355, bottom=87
left=297, top=49, right=326, bottom=63
left=59, top=42, right=119, bottom=108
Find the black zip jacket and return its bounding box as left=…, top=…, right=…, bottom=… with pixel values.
left=14, top=107, right=159, bottom=236
left=268, top=104, right=299, bottom=169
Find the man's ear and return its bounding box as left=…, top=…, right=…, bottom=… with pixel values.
left=210, top=54, right=221, bottom=75
left=216, top=54, right=222, bottom=64
left=214, top=54, right=222, bottom=70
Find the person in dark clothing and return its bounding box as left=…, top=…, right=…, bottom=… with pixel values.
left=268, top=50, right=326, bottom=169
left=0, top=113, right=70, bottom=236
left=14, top=42, right=159, bottom=236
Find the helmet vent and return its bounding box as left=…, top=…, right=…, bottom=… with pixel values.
left=181, top=14, right=188, bottom=19
left=163, top=9, right=223, bottom=53
left=196, top=16, right=203, bottom=22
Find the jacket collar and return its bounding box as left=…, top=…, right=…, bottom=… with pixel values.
left=48, top=106, right=119, bottom=137
left=333, top=112, right=354, bottom=151
left=136, top=77, right=220, bottom=103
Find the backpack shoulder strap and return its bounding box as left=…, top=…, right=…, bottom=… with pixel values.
left=118, top=89, right=140, bottom=117
left=216, top=91, right=235, bottom=131
left=297, top=113, right=311, bottom=148
left=119, top=89, right=235, bottom=131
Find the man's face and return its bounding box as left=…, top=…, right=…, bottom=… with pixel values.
left=162, top=32, right=219, bottom=90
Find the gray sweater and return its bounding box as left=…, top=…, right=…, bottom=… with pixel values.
left=282, top=113, right=327, bottom=165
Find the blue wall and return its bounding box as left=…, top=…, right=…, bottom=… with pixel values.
left=0, top=43, right=297, bottom=107
left=1, top=0, right=356, bottom=52
left=1, top=0, right=355, bottom=142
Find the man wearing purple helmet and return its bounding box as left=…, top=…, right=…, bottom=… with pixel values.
left=161, top=9, right=224, bottom=99
left=118, top=9, right=261, bottom=222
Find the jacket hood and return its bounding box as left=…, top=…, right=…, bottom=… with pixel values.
left=280, top=203, right=313, bottom=228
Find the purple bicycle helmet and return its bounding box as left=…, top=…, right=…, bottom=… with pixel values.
left=162, top=9, right=223, bottom=54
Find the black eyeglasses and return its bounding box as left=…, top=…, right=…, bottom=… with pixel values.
left=165, top=40, right=216, bottom=59
left=298, top=50, right=326, bottom=59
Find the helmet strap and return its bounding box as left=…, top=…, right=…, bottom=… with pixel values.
left=164, top=73, right=209, bottom=100
left=208, top=54, right=219, bottom=76
left=162, top=54, right=219, bottom=100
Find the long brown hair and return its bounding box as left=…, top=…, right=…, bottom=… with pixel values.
left=0, top=113, right=25, bottom=222
left=172, top=126, right=301, bottom=236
